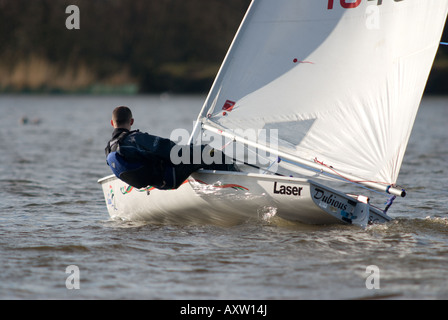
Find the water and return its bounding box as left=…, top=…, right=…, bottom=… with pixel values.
left=0, top=95, right=447, bottom=301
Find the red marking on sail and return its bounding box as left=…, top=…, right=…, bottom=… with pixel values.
left=222, top=100, right=236, bottom=112
left=294, top=59, right=314, bottom=64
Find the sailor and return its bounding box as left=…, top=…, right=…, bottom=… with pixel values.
left=105, top=106, right=236, bottom=190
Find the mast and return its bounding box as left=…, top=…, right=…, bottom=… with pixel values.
left=188, top=1, right=257, bottom=145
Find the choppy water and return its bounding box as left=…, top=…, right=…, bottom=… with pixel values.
left=0, top=95, right=447, bottom=301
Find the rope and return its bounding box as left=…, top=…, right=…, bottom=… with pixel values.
left=313, top=157, right=391, bottom=186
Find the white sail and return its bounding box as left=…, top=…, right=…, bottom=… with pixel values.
left=196, top=0, right=448, bottom=190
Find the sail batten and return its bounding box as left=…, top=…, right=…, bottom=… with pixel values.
left=195, top=0, right=448, bottom=188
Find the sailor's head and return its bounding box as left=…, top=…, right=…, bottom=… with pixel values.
left=111, top=106, right=134, bottom=129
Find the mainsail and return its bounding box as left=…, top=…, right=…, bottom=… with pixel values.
left=193, top=0, right=448, bottom=195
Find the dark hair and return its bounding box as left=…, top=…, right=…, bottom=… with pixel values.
left=112, top=106, right=132, bottom=126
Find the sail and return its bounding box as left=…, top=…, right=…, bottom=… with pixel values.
left=197, top=0, right=448, bottom=186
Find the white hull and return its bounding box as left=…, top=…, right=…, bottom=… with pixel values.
left=98, top=171, right=391, bottom=228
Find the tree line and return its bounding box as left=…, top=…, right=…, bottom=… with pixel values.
left=0, top=0, right=446, bottom=94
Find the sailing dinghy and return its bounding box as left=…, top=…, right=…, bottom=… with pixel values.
left=98, top=0, right=448, bottom=227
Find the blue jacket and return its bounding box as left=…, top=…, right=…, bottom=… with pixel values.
left=105, top=128, right=176, bottom=188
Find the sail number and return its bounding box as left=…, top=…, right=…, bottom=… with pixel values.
left=328, top=0, right=403, bottom=10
